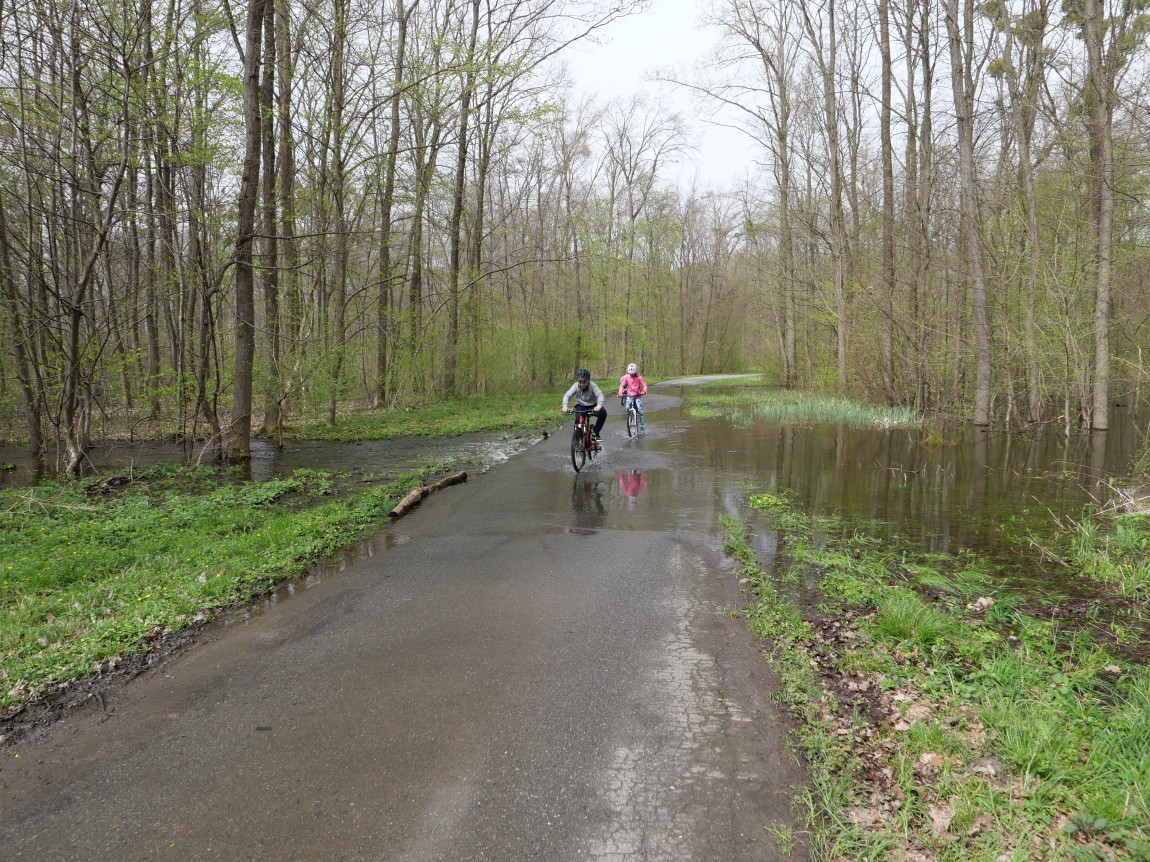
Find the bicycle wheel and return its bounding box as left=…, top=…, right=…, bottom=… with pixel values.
left=571, top=429, right=586, bottom=472
left=626, top=405, right=638, bottom=437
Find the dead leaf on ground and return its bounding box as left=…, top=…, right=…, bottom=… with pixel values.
left=846, top=806, right=889, bottom=826
left=971, top=756, right=1002, bottom=778
left=916, top=751, right=946, bottom=773
left=967, top=812, right=995, bottom=837
left=927, top=800, right=955, bottom=837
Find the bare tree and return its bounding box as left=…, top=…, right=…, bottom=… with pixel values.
left=707, top=0, right=802, bottom=388
left=992, top=0, right=1050, bottom=425
left=943, top=0, right=992, bottom=426
left=878, top=0, right=896, bottom=402
left=799, top=0, right=849, bottom=390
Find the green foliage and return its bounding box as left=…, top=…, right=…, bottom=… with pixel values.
left=686, top=387, right=923, bottom=428
left=1058, top=507, right=1150, bottom=596
left=0, top=468, right=424, bottom=707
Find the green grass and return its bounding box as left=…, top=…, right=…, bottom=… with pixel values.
left=676, top=373, right=765, bottom=387
left=686, top=388, right=923, bottom=428
left=725, top=495, right=1150, bottom=862
left=0, top=467, right=425, bottom=708
left=872, top=590, right=961, bottom=646
left=284, top=393, right=559, bottom=442
left=1059, top=508, right=1150, bottom=598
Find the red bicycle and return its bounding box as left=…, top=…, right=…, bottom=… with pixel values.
left=568, top=406, right=601, bottom=472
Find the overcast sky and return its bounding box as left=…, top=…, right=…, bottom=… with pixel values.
left=561, top=0, right=759, bottom=189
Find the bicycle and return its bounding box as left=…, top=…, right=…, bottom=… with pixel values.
left=567, top=405, right=601, bottom=472
left=622, top=394, right=643, bottom=437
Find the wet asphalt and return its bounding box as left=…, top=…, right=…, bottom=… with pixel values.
left=0, top=388, right=808, bottom=861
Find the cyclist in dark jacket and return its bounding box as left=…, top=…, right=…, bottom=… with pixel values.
left=562, top=368, right=607, bottom=441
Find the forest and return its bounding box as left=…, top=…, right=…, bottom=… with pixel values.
left=1, top=0, right=1148, bottom=471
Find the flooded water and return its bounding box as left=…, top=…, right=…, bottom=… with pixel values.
left=668, top=393, right=1145, bottom=596
left=0, top=431, right=541, bottom=489
left=697, top=408, right=1141, bottom=537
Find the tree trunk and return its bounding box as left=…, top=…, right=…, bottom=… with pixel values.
left=276, top=0, right=300, bottom=411
left=944, top=0, right=992, bottom=426
left=375, top=0, right=412, bottom=407
left=228, top=0, right=266, bottom=460
left=326, top=0, right=349, bottom=428
left=1083, top=0, right=1111, bottom=431
left=997, top=0, right=1047, bottom=425
left=879, top=0, right=896, bottom=403
left=259, top=0, right=282, bottom=442
left=444, top=0, right=481, bottom=396
left=0, top=197, right=44, bottom=455
left=800, top=0, right=847, bottom=390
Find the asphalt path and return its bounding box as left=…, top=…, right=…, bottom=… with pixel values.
left=0, top=389, right=807, bottom=861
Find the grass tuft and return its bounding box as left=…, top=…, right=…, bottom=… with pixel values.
left=873, top=590, right=960, bottom=647
left=686, top=388, right=923, bottom=428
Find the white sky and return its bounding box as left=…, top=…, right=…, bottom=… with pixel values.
left=562, top=0, right=760, bottom=190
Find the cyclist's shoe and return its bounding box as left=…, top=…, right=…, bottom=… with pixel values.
left=592, top=433, right=602, bottom=449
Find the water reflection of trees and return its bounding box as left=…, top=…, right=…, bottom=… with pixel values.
left=686, top=411, right=1142, bottom=561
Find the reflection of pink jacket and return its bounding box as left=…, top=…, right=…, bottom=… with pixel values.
left=619, top=471, right=648, bottom=498
left=618, top=373, right=647, bottom=397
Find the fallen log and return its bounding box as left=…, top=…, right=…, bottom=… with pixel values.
left=389, top=470, right=467, bottom=518
left=429, top=470, right=467, bottom=492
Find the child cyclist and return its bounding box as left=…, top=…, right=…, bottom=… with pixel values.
left=617, top=362, right=648, bottom=431
left=562, top=368, right=607, bottom=443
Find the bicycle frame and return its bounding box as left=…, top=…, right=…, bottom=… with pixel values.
left=624, top=395, right=642, bottom=437
left=570, top=406, right=599, bottom=472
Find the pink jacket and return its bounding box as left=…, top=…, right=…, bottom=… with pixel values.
left=618, top=373, right=647, bottom=397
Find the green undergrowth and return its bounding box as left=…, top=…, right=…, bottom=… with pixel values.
left=0, top=466, right=426, bottom=710
left=286, top=392, right=558, bottom=442
left=1056, top=506, right=1150, bottom=598
left=723, top=493, right=1150, bottom=862
left=686, top=387, right=922, bottom=428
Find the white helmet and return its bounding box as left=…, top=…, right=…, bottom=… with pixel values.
left=626, top=363, right=637, bottom=375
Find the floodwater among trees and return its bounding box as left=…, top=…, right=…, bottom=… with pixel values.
left=0, top=431, right=539, bottom=491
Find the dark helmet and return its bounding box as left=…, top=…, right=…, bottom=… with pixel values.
left=576, top=368, right=591, bottom=382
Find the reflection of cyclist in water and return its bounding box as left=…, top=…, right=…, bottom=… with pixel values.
left=618, top=469, right=648, bottom=511
left=570, top=477, right=607, bottom=533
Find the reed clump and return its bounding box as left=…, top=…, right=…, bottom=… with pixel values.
left=687, top=388, right=923, bottom=428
